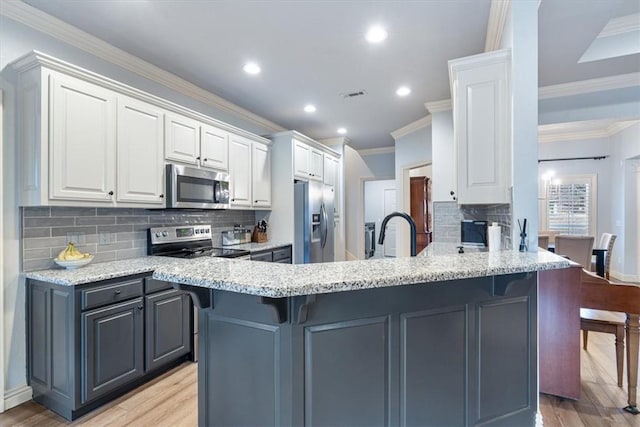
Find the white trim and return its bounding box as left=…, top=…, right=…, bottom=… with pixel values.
left=611, top=270, right=640, bottom=283
left=536, top=412, right=544, bottom=427
left=538, top=73, right=640, bottom=100
left=538, top=120, right=639, bottom=143
left=358, top=146, right=395, bottom=156
left=270, top=130, right=341, bottom=157
left=0, top=89, right=4, bottom=413
left=390, top=116, right=432, bottom=140
left=0, top=0, right=285, bottom=134
left=424, top=99, right=452, bottom=113
left=318, top=137, right=351, bottom=147
left=484, top=0, right=511, bottom=52
left=599, top=13, right=640, bottom=38
left=4, top=386, right=32, bottom=411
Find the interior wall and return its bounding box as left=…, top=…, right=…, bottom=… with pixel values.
left=364, top=179, right=396, bottom=259
left=344, top=147, right=394, bottom=260
left=394, top=126, right=433, bottom=257
left=431, top=110, right=456, bottom=202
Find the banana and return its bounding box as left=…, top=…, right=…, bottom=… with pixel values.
left=57, top=242, right=90, bottom=261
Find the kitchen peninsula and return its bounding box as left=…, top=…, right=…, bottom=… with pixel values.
left=153, top=249, right=571, bottom=427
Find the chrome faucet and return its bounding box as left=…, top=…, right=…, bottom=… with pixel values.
left=378, top=211, right=417, bottom=257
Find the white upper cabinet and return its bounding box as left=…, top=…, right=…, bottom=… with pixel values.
left=117, top=96, right=165, bottom=204
left=228, top=135, right=252, bottom=207
left=164, top=112, right=200, bottom=165
left=252, top=143, right=271, bottom=208
left=49, top=73, right=117, bottom=202
left=449, top=49, right=511, bottom=204
left=293, top=139, right=311, bottom=179
left=200, top=124, right=229, bottom=171
left=309, top=148, right=324, bottom=181
left=323, top=154, right=336, bottom=187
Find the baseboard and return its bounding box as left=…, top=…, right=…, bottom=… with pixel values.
left=4, top=385, right=32, bottom=411
left=611, top=270, right=639, bottom=283
left=536, top=411, right=544, bottom=427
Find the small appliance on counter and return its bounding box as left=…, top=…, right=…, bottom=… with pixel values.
left=221, top=226, right=252, bottom=246
left=461, top=220, right=488, bottom=248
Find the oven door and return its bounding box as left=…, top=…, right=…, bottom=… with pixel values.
left=166, top=164, right=229, bottom=209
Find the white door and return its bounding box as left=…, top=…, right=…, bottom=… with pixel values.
left=252, top=143, right=271, bottom=208
left=310, top=148, right=324, bottom=181
left=50, top=73, right=116, bottom=202
left=383, top=188, right=397, bottom=257
left=164, top=112, right=200, bottom=165
left=228, top=135, right=252, bottom=207
left=200, top=124, right=229, bottom=171
left=117, top=96, right=164, bottom=204
left=293, top=140, right=310, bottom=179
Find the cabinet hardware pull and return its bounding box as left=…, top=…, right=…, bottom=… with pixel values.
left=254, top=200, right=258, bottom=203
left=196, top=156, right=201, bottom=160
left=114, top=290, right=121, bottom=294
left=159, top=194, right=164, bottom=198
left=203, top=158, right=208, bottom=161
left=137, top=305, right=143, bottom=310
left=108, top=191, right=114, bottom=196
left=231, top=198, right=235, bottom=202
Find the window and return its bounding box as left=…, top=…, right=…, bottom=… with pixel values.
left=541, top=174, right=597, bottom=236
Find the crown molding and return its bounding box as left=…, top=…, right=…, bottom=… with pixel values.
left=538, top=119, right=639, bottom=143
left=424, top=99, right=452, bottom=113
left=390, top=115, right=432, bottom=140
left=538, top=72, right=640, bottom=100
left=484, top=0, right=511, bottom=52
left=358, top=146, right=395, bottom=156
left=319, top=137, right=350, bottom=147
left=600, top=13, right=640, bottom=38
left=270, top=130, right=341, bottom=157
left=0, top=0, right=285, bottom=133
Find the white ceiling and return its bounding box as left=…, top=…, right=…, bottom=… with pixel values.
left=19, top=0, right=640, bottom=149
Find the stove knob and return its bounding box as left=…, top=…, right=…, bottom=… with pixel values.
left=162, top=231, right=168, bottom=237
left=155, top=232, right=162, bottom=238
left=195, top=229, right=200, bottom=234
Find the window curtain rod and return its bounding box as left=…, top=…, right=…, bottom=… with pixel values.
left=538, top=155, right=608, bottom=163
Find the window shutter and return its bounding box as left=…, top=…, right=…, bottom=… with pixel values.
left=546, top=181, right=591, bottom=235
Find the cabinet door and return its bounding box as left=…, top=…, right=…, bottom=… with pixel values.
left=200, top=124, right=229, bottom=171
left=117, top=96, right=165, bottom=204
left=81, top=298, right=144, bottom=403
left=165, top=112, right=200, bottom=165
left=453, top=54, right=510, bottom=204
left=310, top=148, right=324, bottom=181
left=323, top=155, right=336, bottom=186
left=252, top=143, right=271, bottom=208
left=332, top=157, right=341, bottom=217
left=293, top=140, right=310, bottom=179
left=228, top=135, right=252, bottom=207
left=145, top=289, right=191, bottom=372
left=50, top=73, right=116, bottom=202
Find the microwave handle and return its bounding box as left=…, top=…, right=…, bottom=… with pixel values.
left=214, top=181, right=221, bottom=203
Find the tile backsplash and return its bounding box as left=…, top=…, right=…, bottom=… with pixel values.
left=432, top=201, right=512, bottom=249
left=22, top=207, right=258, bottom=272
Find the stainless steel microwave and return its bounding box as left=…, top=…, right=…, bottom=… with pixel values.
left=166, top=164, right=229, bottom=209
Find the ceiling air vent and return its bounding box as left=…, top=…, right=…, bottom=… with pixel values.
left=341, top=90, right=367, bottom=99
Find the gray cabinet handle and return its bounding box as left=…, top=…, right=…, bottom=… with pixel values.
left=114, top=290, right=121, bottom=295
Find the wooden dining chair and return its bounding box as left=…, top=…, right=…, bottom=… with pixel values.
left=591, top=233, right=617, bottom=280
left=555, top=235, right=595, bottom=269
left=538, top=235, right=549, bottom=250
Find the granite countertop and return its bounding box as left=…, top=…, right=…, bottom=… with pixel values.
left=226, top=241, right=291, bottom=252
left=152, top=249, right=572, bottom=298
left=23, top=256, right=182, bottom=286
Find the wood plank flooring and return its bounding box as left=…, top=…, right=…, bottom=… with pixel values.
left=1, top=331, right=639, bottom=426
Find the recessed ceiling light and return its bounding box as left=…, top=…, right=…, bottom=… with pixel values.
left=365, top=25, right=387, bottom=43
left=304, top=104, right=317, bottom=113
left=337, top=128, right=347, bottom=135
left=243, top=62, right=261, bottom=75
left=396, top=86, right=411, bottom=97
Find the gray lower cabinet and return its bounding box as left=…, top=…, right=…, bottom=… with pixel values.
left=250, top=245, right=292, bottom=263
left=27, top=274, right=191, bottom=421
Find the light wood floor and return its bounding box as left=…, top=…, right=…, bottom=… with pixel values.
left=2, top=331, right=640, bottom=426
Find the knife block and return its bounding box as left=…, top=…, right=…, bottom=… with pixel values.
left=252, top=229, right=268, bottom=243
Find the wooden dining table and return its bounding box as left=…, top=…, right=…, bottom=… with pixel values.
left=547, top=245, right=608, bottom=277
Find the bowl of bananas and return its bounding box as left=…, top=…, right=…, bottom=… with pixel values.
left=54, top=242, right=94, bottom=269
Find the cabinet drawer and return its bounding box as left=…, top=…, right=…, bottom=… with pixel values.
left=81, top=279, right=143, bottom=310
left=275, top=257, right=292, bottom=264
left=145, top=277, right=173, bottom=294
left=251, top=251, right=273, bottom=262
left=272, top=246, right=292, bottom=262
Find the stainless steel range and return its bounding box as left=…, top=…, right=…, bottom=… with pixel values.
left=148, top=225, right=250, bottom=259
left=148, top=224, right=250, bottom=362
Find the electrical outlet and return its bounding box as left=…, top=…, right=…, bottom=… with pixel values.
left=67, top=232, right=86, bottom=245
left=99, top=232, right=113, bottom=245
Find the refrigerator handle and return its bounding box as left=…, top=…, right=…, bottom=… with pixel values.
left=320, top=203, right=328, bottom=248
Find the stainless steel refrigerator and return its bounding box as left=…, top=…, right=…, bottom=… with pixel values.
left=294, top=180, right=335, bottom=263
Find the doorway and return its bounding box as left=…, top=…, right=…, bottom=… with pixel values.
left=364, top=179, right=396, bottom=258
left=409, top=165, right=433, bottom=253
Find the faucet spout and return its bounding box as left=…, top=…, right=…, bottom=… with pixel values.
left=378, top=211, right=418, bottom=256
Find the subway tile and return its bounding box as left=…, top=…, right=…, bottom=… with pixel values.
left=116, top=231, right=146, bottom=242
left=23, top=207, right=51, bottom=217
left=97, top=224, right=133, bottom=234
left=24, top=236, right=67, bottom=249
left=97, top=241, right=132, bottom=252
left=51, top=226, right=97, bottom=237
left=97, top=207, right=132, bottom=216
left=23, top=227, right=51, bottom=238
left=75, top=216, right=116, bottom=226
left=133, top=239, right=148, bottom=249
left=24, top=217, right=75, bottom=228
left=133, top=224, right=153, bottom=232
left=116, top=216, right=150, bottom=225
left=24, top=248, right=51, bottom=260
left=92, top=251, right=116, bottom=263
left=23, top=258, right=56, bottom=272
left=116, top=247, right=146, bottom=260
left=50, top=207, right=96, bottom=217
